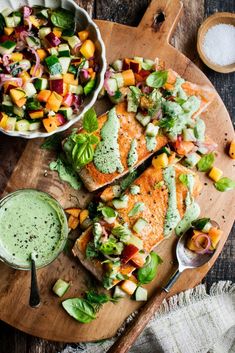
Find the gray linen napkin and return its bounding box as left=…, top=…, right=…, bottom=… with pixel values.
left=60, top=281, right=235, bottom=353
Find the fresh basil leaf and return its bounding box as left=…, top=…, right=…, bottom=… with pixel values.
left=72, top=142, right=94, bottom=169
left=197, top=153, right=215, bottom=172
left=112, top=225, right=132, bottom=242
left=146, top=70, right=168, bottom=89
left=83, top=108, right=98, bottom=133
left=99, top=235, right=123, bottom=255
left=98, top=205, right=117, bottom=219
left=120, top=170, right=138, bottom=191
left=86, top=242, right=99, bottom=259
left=72, top=133, right=88, bottom=144
left=88, top=134, right=99, bottom=144
left=84, top=79, right=96, bottom=96
left=51, top=8, right=75, bottom=30
left=49, top=156, right=81, bottom=190
left=129, top=86, right=141, bottom=105
left=214, top=177, right=235, bottom=192
left=174, top=97, right=186, bottom=105
left=41, top=134, right=62, bottom=150
left=179, top=174, right=188, bottom=186
left=137, top=251, right=162, bottom=284
left=192, top=218, right=210, bottom=230
left=62, top=298, right=96, bottom=323
left=128, top=202, right=145, bottom=217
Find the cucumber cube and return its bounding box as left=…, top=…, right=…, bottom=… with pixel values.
left=58, top=57, right=71, bottom=74
left=133, top=218, right=148, bottom=234
left=0, top=40, right=16, bottom=55
left=136, top=112, right=151, bottom=127
left=39, top=27, right=51, bottom=39
left=68, top=84, right=83, bottom=95
left=145, top=123, right=159, bottom=137
left=127, top=234, right=143, bottom=250
left=113, top=195, right=129, bottom=209
left=184, top=152, right=201, bottom=168
left=5, top=16, right=15, bottom=28
left=52, top=279, right=70, bottom=297
left=48, top=47, right=58, bottom=56
left=6, top=117, right=16, bottom=131
left=58, top=44, right=70, bottom=57
left=24, top=82, right=37, bottom=97
left=134, top=286, right=148, bottom=301
left=13, top=106, right=24, bottom=117
left=113, top=286, right=127, bottom=299
left=2, top=8, right=13, bottom=17
left=16, top=119, right=30, bottom=132
left=34, top=78, right=48, bottom=91
left=28, top=121, right=41, bottom=131
left=112, top=73, right=124, bottom=88
left=183, top=128, right=196, bottom=142
left=58, top=107, right=73, bottom=119
left=67, top=36, right=80, bottom=49
left=111, top=59, right=123, bottom=72
left=45, top=55, right=62, bottom=75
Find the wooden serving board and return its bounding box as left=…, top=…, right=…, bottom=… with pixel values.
left=0, top=0, right=234, bottom=343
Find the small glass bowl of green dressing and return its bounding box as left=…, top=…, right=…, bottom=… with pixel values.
left=0, top=189, right=69, bottom=270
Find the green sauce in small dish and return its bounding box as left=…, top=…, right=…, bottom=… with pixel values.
left=0, top=189, right=68, bottom=269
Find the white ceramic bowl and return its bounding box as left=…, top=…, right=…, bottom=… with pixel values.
left=0, top=0, right=106, bottom=139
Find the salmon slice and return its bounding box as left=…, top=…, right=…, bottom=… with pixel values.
left=72, top=163, right=202, bottom=286
left=78, top=102, right=168, bottom=191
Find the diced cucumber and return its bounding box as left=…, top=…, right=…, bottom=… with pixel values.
left=23, top=82, right=37, bottom=97
left=134, top=286, right=148, bottom=301
left=6, top=117, right=17, bottom=131
left=133, top=56, right=144, bottom=65
left=112, top=185, right=122, bottom=198
left=48, top=47, right=58, bottom=56
left=26, top=36, right=40, bottom=48
left=37, top=9, right=49, bottom=19
left=112, top=73, right=124, bottom=88
left=58, top=57, right=71, bottom=74
left=106, top=78, right=118, bottom=94
left=52, top=279, right=70, bottom=297
left=109, top=90, right=125, bottom=104
left=16, top=119, right=30, bottom=132
left=183, top=128, right=196, bottom=142
left=142, top=58, right=154, bottom=70
left=2, top=8, right=13, bottom=17
left=19, top=59, right=31, bottom=71
left=194, top=117, right=206, bottom=142
left=127, top=234, right=143, bottom=250
left=0, top=40, right=16, bottom=55
left=4, top=16, right=15, bottom=28
left=136, top=112, right=151, bottom=127
left=39, top=27, right=51, bottom=39
left=202, top=221, right=212, bottom=233
left=127, top=93, right=138, bottom=113
left=1, top=102, right=14, bottom=115
left=58, top=107, right=73, bottom=119
left=133, top=218, right=148, bottom=234
left=83, top=60, right=89, bottom=69
left=66, top=36, right=80, bottom=49
left=45, top=55, right=62, bottom=75
left=68, top=84, right=83, bottom=95
left=130, top=185, right=140, bottom=195
left=13, top=106, right=24, bottom=117
left=113, top=286, right=127, bottom=299
left=111, top=59, right=123, bottom=72
left=113, top=195, right=129, bottom=209
left=145, top=123, right=159, bottom=137
left=184, top=152, right=201, bottom=168
left=34, top=78, right=48, bottom=91
left=28, top=120, right=41, bottom=131
left=58, top=44, right=70, bottom=57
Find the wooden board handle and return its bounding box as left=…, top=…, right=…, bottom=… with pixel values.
left=137, top=0, right=183, bottom=44
left=107, top=289, right=167, bottom=353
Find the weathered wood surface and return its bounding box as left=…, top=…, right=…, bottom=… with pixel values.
left=0, top=0, right=234, bottom=352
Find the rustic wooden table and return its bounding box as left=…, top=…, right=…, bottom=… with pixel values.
left=0, top=1, right=234, bottom=352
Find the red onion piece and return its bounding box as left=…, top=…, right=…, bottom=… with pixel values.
left=23, top=6, right=32, bottom=18
left=81, top=69, right=89, bottom=79
left=28, top=47, right=41, bottom=76
left=0, top=75, right=23, bottom=88
left=19, top=31, right=29, bottom=42
left=194, top=233, right=212, bottom=254
left=104, top=70, right=115, bottom=96
left=24, top=18, right=32, bottom=31
left=73, top=41, right=82, bottom=54
left=2, top=54, right=10, bottom=66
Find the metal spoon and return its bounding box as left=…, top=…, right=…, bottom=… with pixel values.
left=107, top=226, right=217, bottom=353
left=163, top=228, right=214, bottom=292
left=29, top=252, right=41, bottom=308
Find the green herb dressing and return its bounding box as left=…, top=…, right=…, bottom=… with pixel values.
left=194, top=117, right=206, bottom=142
left=163, top=166, right=181, bottom=236
left=93, top=107, right=124, bottom=174
left=50, top=158, right=81, bottom=190
left=171, top=77, right=188, bottom=100
left=145, top=135, right=157, bottom=152
left=127, top=139, right=138, bottom=167
left=0, top=190, right=68, bottom=269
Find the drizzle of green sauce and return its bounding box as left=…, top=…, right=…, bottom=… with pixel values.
left=163, top=165, right=181, bottom=236
left=93, top=107, right=124, bottom=174
left=145, top=136, right=157, bottom=152
left=175, top=174, right=200, bottom=236
left=50, top=158, right=81, bottom=190
left=127, top=139, right=138, bottom=167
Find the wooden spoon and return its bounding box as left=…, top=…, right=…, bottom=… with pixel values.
left=107, top=229, right=217, bottom=353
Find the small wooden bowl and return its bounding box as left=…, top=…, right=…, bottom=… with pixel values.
left=197, top=12, right=235, bottom=73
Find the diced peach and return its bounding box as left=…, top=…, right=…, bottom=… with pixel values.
left=208, top=227, right=222, bottom=249
left=36, top=49, right=47, bottom=61
left=122, top=69, right=135, bottom=86
left=229, top=140, right=235, bottom=159
left=78, top=30, right=89, bottom=41
left=11, top=52, right=23, bottom=61
left=29, top=110, right=44, bottom=119
left=65, top=208, right=81, bottom=218
left=19, top=71, right=31, bottom=84
left=130, top=252, right=146, bottom=268
left=10, top=88, right=26, bottom=103
left=120, top=278, right=138, bottom=295
left=0, top=113, right=9, bottom=129
left=80, top=209, right=89, bottom=224
left=42, top=117, right=58, bottom=133
left=4, top=27, right=14, bottom=36
left=3, top=82, right=18, bottom=94
left=62, top=93, right=73, bottom=107
left=121, top=244, right=139, bottom=264
left=53, top=27, right=62, bottom=38
left=30, top=65, right=42, bottom=77
left=80, top=39, right=95, bottom=59
left=54, top=113, right=66, bottom=126
left=174, top=140, right=194, bottom=156
left=15, top=97, right=27, bottom=108
left=63, top=73, right=78, bottom=86
left=37, top=90, right=52, bottom=103
left=68, top=215, right=80, bottom=230
left=45, top=91, right=63, bottom=112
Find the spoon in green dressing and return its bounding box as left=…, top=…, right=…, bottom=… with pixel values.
left=29, top=252, right=40, bottom=308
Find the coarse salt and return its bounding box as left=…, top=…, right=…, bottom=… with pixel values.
left=202, top=23, right=235, bottom=66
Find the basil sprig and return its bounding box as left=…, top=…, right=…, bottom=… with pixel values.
left=214, top=177, right=235, bottom=192
left=51, top=8, right=75, bottom=30
left=146, top=70, right=168, bottom=89
left=197, top=153, right=215, bottom=172
left=137, top=251, right=162, bottom=284
left=70, top=108, right=99, bottom=170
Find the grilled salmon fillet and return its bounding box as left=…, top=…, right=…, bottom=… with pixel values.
left=72, top=162, right=202, bottom=286
left=78, top=102, right=168, bottom=191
